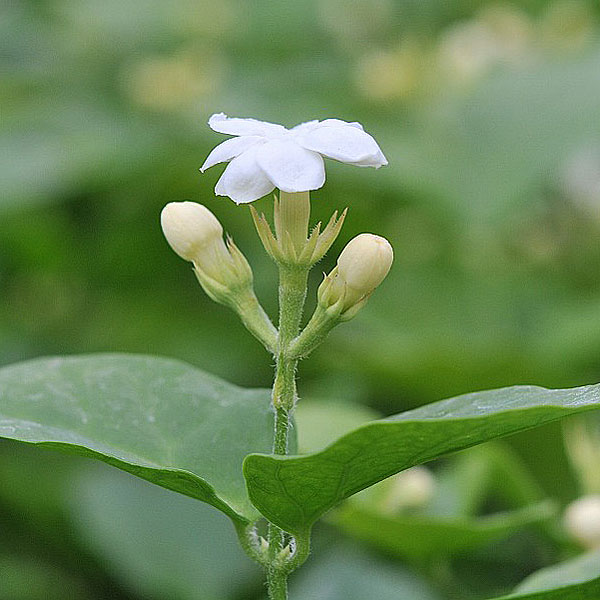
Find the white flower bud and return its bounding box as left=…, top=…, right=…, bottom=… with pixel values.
left=161, top=201, right=223, bottom=263
left=321, top=233, right=393, bottom=316
left=160, top=202, right=276, bottom=349
left=161, top=201, right=254, bottom=303
left=564, top=495, right=600, bottom=549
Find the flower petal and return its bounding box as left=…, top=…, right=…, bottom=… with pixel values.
left=200, top=136, right=265, bottom=172
left=255, top=140, right=325, bottom=193
left=350, top=148, right=388, bottom=167
left=317, top=118, right=364, bottom=131
left=296, top=122, right=387, bottom=167
left=214, top=146, right=275, bottom=204
left=207, top=113, right=287, bottom=138
left=290, top=120, right=320, bottom=134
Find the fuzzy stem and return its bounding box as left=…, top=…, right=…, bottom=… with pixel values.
left=229, top=288, right=278, bottom=353
left=267, top=569, right=289, bottom=600
left=265, top=260, right=310, bottom=599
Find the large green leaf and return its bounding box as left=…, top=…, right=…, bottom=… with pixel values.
left=244, top=384, right=600, bottom=535
left=489, top=550, right=600, bottom=599
left=0, top=354, right=274, bottom=525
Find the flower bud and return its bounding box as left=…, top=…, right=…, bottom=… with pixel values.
left=564, top=495, right=600, bottom=549
left=161, top=201, right=223, bottom=262
left=319, top=233, right=393, bottom=317
left=161, top=201, right=252, bottom=298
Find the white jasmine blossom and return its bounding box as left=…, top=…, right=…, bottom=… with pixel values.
left=200, top=113, right=388, bottom=204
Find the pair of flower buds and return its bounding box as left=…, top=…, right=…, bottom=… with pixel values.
left=160, top=201, right=393, bottom=319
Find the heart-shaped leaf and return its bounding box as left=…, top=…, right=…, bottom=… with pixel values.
left=244, top=384, right=600, bottom=535
left=488, top=549, right=600, bottom=599
left=0, top=354, right=274, bottom=525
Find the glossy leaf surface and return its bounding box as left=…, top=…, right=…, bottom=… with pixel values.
left=0, top=354, right=274, bottom=524
left=244, top=384, right=600, bottom=534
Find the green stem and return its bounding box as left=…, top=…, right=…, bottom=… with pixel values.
left=272, top=265, right=308, bottom=411
left=267, top=569, right=288, bottom=600
left=265, top=263, right=309, bottom=599
left=230, top=288, right=278, bottom=353
left=278, top=267, right=309, bottom=346
left=273, top=406, right=291, bottom=454
left=288, top=304, right=337, bottom=359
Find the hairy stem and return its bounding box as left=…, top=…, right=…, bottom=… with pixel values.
left=230, top=288, right=278, bottom=353
left=265, top=264, right=309, bottom=599
left=267, top=569, right=289, bottom=600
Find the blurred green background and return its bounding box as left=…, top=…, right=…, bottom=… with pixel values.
left=1, top=0, right=600, bottom=598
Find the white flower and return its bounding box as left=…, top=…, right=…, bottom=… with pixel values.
left=200, top=113, right=388, bottom=204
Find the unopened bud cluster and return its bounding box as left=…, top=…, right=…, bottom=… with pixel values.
left=161, top=194, right=394, bottom=360
left=319, top=233, right=394, bottom=320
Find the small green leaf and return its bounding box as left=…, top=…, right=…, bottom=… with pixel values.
left=332, top=501, right=556, bottom=559
left=488, top=550, right=600, bottom=599
left=0, top=354, right=275, bottom=525
left=244, top=384, right=600, bottom=535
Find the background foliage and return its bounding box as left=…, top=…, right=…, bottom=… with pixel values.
left=1, top=0, right=600, bottom=598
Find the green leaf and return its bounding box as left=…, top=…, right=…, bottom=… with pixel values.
left=0, top=354, right=275, bottom=525
left=488, top=550, right=600, bottom=599
left=244, top=384, right=600, bottom=535
left=332, top=501, right=555, bottom=559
